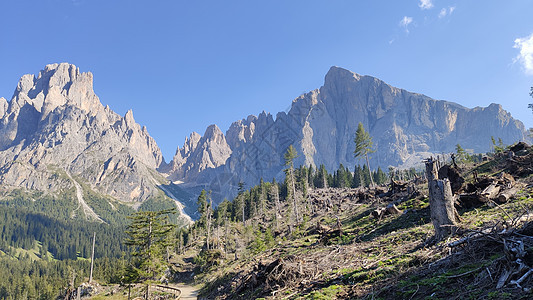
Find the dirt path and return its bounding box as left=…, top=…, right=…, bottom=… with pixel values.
left=175, top=284, right=199, bottom=299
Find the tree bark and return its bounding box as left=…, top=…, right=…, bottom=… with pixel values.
left=426, top=158, right=458, bottom=240
left=365, top=154, right=375, bottom=187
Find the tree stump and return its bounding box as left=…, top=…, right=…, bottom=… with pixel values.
left=426, top=158, right=458, bottom=240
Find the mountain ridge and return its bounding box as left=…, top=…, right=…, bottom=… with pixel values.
left=0, top=63, right=193, bottom=223
left=0, top=63, right=527, bottom=216
left=165, top=66, right=528, bottom=201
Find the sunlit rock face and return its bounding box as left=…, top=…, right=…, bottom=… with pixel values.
left=0, top=63, right=165, bottom=203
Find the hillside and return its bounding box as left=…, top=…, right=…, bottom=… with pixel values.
left=171, top=143, right=533, bottom=299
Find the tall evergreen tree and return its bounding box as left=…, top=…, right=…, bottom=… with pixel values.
left=354, top=122, right=375, bottom=186
left=233, top=182, right=245, bottom=223
left=455, top=143, right=467, bottom=163
left=284, top=145, right=300, bottom=224
left=196, top=189, right=208, bottom=228
left=374, top=166, right=388, bottom=185
left=269, top=178, right=281, bottom=230
left=362, top=164, right=371, bottom=187
left=124, top=208, right=176, bottom=282
left=352, top=165, right=363, bottom=188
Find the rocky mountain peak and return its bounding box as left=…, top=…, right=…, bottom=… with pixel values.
left=324, top=66, right=362, bottom=87
left=9, top=62, right=102, bottom=120
left=124, top=109, right=135, bottom=126
left=0, top=63, right=166, bottom=205
left=204, top=124, right=224, bottom=141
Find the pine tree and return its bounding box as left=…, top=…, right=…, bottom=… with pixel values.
left=284, top=145, right=300, bottom=224
left=196, top=190, right=208, bottom=228
left=373, top=166, right=387, bottom=185
left=270, top=178, right=281, bottom=231
left=455, top=143, right=467, bottom=163
left=258, top=178, right=266, bottom=219
left=232, top=182, right=245, bottom=223
left=124, top=209, right=176, bottom=282
left=354, top=122, right=375, bottom=186
left=308, top=165, right=315, bottom=190
left=353, top=165, right=363, bottom=188
left=315, top=164, right=328, bottom=188
left=362, top=164, right=371, bottom=187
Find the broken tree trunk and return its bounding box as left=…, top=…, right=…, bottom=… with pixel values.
left=481, top=183, right=501, bottom=202
left=426, top=158, right=458, bottom=240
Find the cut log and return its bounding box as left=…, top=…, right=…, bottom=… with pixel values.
left=386, top=204, right=402, bottom=215
left=481, top=183, right=500, bottom=201
left=498, top=187, right=520, bottom=203
left=426, top=158, right=459, bottom=240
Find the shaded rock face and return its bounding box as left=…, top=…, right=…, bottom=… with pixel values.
left=167, top=66, right=528, bottom=201
left=0, top=63, right=164, bottom=202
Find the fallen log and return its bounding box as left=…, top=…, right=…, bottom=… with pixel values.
left=498, top=187, right=520, bottom=203
left=499, top=172, right=515, bottom=188
left=386, top=203, right=402, bottom=215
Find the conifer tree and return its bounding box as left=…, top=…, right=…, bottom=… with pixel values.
left=353, top=165, right=363, bottom=188
left=125, top=208, right=176, bottom=282
left=455, top=143, right=467, bottom=163
left=374, top=166, right=388, bottom=185
left=258, top=178, right=266, bottom=219
left=270, top=178, right=281, bottom=230
left=284, top=145, right=300, bottom=224
left=354, top=122, right=375, bottom=186
left=197, top=190, right=208, bottom=228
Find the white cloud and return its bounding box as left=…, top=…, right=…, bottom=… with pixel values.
left=438, top=8, right=447, bottom=18
left=399, top=16, right=413, bottom=33
left=438, top=6, right=456, bottom=18
left=419, top=0, right=434, bottom=10
left=514, top=33, right=533, bottom=75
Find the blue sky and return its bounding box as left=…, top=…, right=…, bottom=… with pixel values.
left=1, top=0, right=532, bottom=161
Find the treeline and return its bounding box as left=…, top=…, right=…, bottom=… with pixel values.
left=0, top=256, right=127, bottom=299
left=0, top=206, right=128, bottom=260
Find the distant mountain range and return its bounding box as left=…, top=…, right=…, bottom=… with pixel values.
left=0, top=64, right=528, bottom=218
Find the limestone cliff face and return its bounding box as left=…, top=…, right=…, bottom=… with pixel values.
left=167, top=66, right=528, bottom=200
left=0, top=63, right=165, bottom=203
